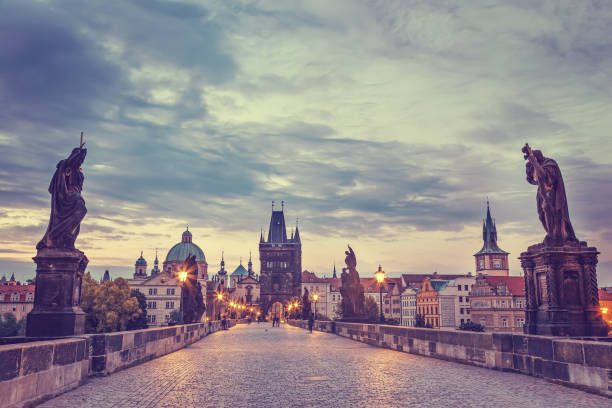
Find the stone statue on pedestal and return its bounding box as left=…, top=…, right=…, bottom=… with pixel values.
left=520, top=144, right=608, bottom=336
left=27, top=134, right=89, bottom=337
left=523, top=143, right=576, bottom=246
left=339, top=245, right=365, bottom=320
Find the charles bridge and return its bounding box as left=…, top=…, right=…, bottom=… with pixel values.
left=1, top=320, right=611, bottom=407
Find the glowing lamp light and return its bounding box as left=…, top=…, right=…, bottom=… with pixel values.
left=375, top=265, right=385, bottom=284
left=217, top=293, right=223, bottom=301
left=178, top=270, right=188, bottom=283
left=313, top=293, right=319, bottom=302
left=288, top=305, right=293, bottom=311
left=250, top=307, right=253, bottom=312
left=601, top=307, right=609, bottom=314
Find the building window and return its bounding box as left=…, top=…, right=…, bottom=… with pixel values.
left=516, top=300, right=524, bottom=308
left=465, top=297, right=469, bottom=303
left=502, top=318, right=508, bottom=327
left=464, top=285, right=469, bottom=291
left=460, top=308, right=464, bottom=314
left=149, top=289, right=153, bottom=295
left=493, top=259, right=502, bottom=268
left=501, top=300, right=506, bottom=308
left=516, top=318, right=525, bottom=327
left=459, top=296, right=463, bottom=302
left=458, top=286, right=461, bottom=291
left=460, top=318, right=465, bottom=324
left=167, top=288, right=175, bottom=295
left=165, top=301, right=175, bottom=309
left=147, top=301, right=157, bottom=309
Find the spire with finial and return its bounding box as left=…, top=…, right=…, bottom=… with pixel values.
left=248, top=251, right=253, bottom=275
left=475, top=199, right=508, bottom=257
left=333, top=262, right=337, bottom=279
left=281, top=200, right=284, bottom=211
left=293, top=217, right=301, bottom=243
left=221, top=251, right=225, bottom=270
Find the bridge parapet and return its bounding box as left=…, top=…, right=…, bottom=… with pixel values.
left=288, top=320, right=612, bottom=398
left=0, top=320, right=237, bottom=408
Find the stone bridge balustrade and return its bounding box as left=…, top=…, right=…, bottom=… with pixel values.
left=0, top=320, right=238, bottom=408
left=288, top=320, right=612, bottom=398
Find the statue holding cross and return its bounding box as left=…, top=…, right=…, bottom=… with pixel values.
left=37, top=133, right=88, bottom=250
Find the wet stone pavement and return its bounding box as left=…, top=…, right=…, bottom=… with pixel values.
left=41, top=323, right=610, bottom=408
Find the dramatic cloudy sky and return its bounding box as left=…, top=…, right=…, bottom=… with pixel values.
left=1, top=0, right=612, bottom=285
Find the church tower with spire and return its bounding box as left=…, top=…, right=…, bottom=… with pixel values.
left=134, top=251, right=148, bottom=279
left=474, top=201, right=509, bottom=276
left=259, top=201, right=302, bottom=316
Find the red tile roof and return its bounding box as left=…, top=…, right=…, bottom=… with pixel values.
left=401, top=273, right=465, bottom=288
left=302, top=270, right=329, bottom=283
left=599, top=288, right=612, bottom=302
left=483, top=276, right=525, bottom=296
left=0, top=285, right=35, bottom=302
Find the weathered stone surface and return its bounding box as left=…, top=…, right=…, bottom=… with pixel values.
left=541, top=360, right=570, bottom=382
left=53, top=341, right=77, bottom=366
left=583, top=342, right=612, bottom=369
left=553, top=341, right=584, bottom=364
left=492, top=333, right=513, bottom=352
left=22, top=344, right=54, bottom=375
left=528, top=337, right=553, bottom=360
left=0, top=348, right=21, bottom=381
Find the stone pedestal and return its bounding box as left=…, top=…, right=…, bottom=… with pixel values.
left=520, top=241, right=608, bottom=337
left=26, top=248, right=88, bottom=337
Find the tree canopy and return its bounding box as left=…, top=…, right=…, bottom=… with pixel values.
left=81, top=273, right=143, bottom=333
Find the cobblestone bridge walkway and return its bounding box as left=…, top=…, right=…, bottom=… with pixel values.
left=42, top=323, right=608, bottom=408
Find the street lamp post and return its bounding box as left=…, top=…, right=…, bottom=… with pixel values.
left=313, top=293, right=319, bottom=320
left=375, top=265, right=385, bottom=324
left=216, top=292, right=224, bottom=321
left=178, top=270, right=188, bottom=324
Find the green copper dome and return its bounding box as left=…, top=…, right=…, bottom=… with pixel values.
left=165, top=228, right=206, bottom=263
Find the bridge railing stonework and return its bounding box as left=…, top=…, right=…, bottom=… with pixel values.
left=0, top=320, right=236, bottom=408
left=289, top=320, right=612, bottom=398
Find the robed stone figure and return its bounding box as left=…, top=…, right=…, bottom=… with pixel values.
left=339, top=245, right=365, bottom=319
left=27, top=139, right=89, bottom=337
left=37, top=146, right=88, bottom=250
left=523, top=143, right=576, bottom=246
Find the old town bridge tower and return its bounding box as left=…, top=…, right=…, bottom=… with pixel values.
left=259, top=202, right=302, bottom=316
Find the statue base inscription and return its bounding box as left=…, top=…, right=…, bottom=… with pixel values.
left=26, top=248, right=87, bottom=337
left=520, top=241, right=608, bottom=337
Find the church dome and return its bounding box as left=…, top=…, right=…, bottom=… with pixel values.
left=165, top=228, right=206, bottom=264
left=135, top=252, right=147, bottom=266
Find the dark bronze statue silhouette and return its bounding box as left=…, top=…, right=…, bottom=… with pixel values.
left=180, top=254, right=205, bottom=324
left=339, top=245, right=365, bottom=319
left=522, top=143, right=576, bottom=246
left=27, top=134, right=89, bottom=336
left=37, top=137, right=87, bottom=250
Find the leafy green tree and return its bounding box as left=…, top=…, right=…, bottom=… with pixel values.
left=81, top=273, right=142, bottom=333
left=127, top=290, right=148, bottom=330
left=0, top=313, right=19, bottom=336
left=363, top=296, right=379, bottom=322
